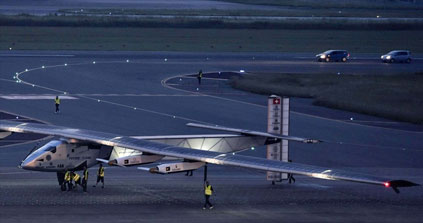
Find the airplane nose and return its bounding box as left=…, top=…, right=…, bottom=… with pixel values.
left=21, top=157, right=37, bottom=170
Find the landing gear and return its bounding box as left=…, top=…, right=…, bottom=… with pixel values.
left=57, top=172, right=66, bottom=191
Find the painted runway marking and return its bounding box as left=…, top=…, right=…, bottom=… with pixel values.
left=0, top=54, right=74, bottom=57
left=345, top=120, right=401, bottom=124
left=1, top=93, right=203, bottom=97
left=11, top=61, right=215, bottom=125
left=2, top=118, right=33, bottom=121
left=0, top=171, right=31, bottom=175
left=11, top=60, right=423, bottom=135
left=0, top=95, right=78, bottom=100
left=73, top=94, right=201, bottom=97
left=182, top=76, right=230, bottom=81
left=0, top=140, right=34, bottom=142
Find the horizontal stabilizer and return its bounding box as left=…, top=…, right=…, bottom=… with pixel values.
left=388, top=180, right=420, bottom=193
left=186, top=123, right=320, bottom=143
left=389, top=180, right=420, bottom=188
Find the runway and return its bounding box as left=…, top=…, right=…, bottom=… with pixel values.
left=0, top=51, right=423, bottom=222
left=0, top=0, right=280, bottom=15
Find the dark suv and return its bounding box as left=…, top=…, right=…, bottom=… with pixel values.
left=316, top=50, right=350, bottom=62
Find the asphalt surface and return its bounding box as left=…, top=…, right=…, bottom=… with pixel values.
left=0, top=0, right=280, bottom=15
left=0, top=51, right=423, bottom=222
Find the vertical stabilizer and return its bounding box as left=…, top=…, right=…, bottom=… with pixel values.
left=267, top=95, right=289, bottom=183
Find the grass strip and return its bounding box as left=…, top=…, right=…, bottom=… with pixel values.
left=57, top=8, right=423, bottom=18
left=217, top=0, right=423, bottom=10
left=1, top=15, right=423, bottom=30
left=230, top=73, right=423, bottom=124
left=2, top=26, right=423, bottom=53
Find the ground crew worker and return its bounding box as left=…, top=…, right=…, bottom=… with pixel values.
left=93, top=163, right=105, bottom=188
left=288, top=159, right=296, bottom=184
left=197, top=69, right=203, bottom=85
left=203, top=181, right=214, bottom=210
left=64, top=170, right=72, bottom=191
left=82, top=166, right=88, bottom=192
left=73, top=171, right=81, bottom=190
left=54, top=96, right=60, bottom=113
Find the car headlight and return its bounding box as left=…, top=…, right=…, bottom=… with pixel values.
left=320, top=55, right=326, bottom=59
left=381, top=56, right=384, bottom=59
left=386, top=55, right=391, bottom=59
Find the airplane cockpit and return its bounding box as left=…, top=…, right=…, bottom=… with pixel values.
left=21, top=140, right=64, bottom=171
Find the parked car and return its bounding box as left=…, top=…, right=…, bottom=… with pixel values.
left=316, top=50, right=350, bottom=62
left=381, top=50, right=412, bottom=63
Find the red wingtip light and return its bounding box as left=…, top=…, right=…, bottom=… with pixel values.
left=384, top=182, right=390, bottom=187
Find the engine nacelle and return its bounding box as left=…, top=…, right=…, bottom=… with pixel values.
left=149, top=161, right=205, bottom=174
left=108, top=154, right=164, bottom=166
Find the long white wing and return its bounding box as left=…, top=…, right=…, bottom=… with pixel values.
left=0, top=120, right=418, bottom=192
left=133, top=134, right=267, bottom=153
left=186, top=123, right=321, bottom=143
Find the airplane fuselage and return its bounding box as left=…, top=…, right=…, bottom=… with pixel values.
left=21, top=140, right=107, bottom=172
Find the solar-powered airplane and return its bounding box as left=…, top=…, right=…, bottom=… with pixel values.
left=0, top=120, right=418, bottom=193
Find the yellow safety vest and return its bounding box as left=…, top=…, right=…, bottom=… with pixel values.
left=98, top=167, right=104, bottom=177
left=64, top=171, right=71, bottom=181
left=73, top=173, right=80, bottom=182
left=83, top=169, right=88, bottom=180
left=205, top=185, right=212, bottom=195
left=55, top=98, right=60, bottom=104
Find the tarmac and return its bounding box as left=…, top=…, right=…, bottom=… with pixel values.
left=0, top=0, right=281, bottom=15
left=0, top=51, right=423, bottom=222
